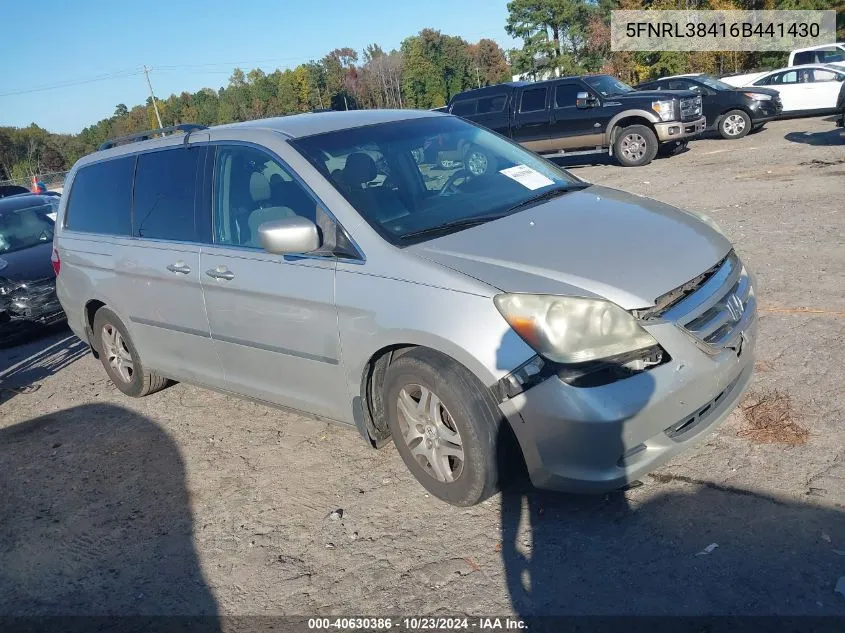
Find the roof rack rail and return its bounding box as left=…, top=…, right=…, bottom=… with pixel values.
left=98, top=123, right=209, bottom=151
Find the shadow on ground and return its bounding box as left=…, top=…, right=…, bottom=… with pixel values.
left=500, top=475, right=845, bottom=624
left=0, top=403, right=218, bottom=619
left=0, top=328, right=88, bottom=406
left=785, top=129, right=845, bottom=147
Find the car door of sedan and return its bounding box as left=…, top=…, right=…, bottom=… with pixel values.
left=756, top=70, right=805, bottom=112
left=808, top=68, right=845, bottom=109
left=199, top=143, right=349, bottom=421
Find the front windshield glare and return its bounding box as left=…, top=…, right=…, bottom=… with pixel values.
left=583, top=75, right=633, bottom=97
left=0, top=206, right=55, bottom=254
left=291, top=116, right=583, bottom=245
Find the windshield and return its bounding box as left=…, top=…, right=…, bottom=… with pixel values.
left=0, top=205, right=55, bottom=254
left=695, top=75, right=734, bottom=91
left=291, top=116, right=584, bottom=245
left=582, top=75, right=633, bottom=97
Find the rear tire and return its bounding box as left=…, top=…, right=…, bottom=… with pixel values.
left=383, top=349, right=504, bottom=506
left=614, top=125, right=658, bottom=167
left=719, top=110, right=751, bottom=139
left=92, top=307, right=169, bottom=397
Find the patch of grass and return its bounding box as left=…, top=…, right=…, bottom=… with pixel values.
left=738, top=390, right=808, bottom=446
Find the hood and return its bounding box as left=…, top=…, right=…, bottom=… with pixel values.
left=731, top=86, right=779, bottom=98
left=617, top=89, right=697, bottom=100
left=407, top=185, right=732, bottom=310
left=0, top=242, right=55, bottom=282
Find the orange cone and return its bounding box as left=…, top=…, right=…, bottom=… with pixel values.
left=31, top=175, right=38, bottom=192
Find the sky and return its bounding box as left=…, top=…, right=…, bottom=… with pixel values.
left=0, top=0, right=519, bottom=134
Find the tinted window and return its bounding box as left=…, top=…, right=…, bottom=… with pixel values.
left=214, top=145, right=323, bottom=249
left=477, top=94, right=507, bottom=113
left=793, top=51, right=814, bottom=65
left=554, top=84, right=581, bottom=108
left=520, top=87, right=547, bottom=112
left=451, top=99, right=477, bottom=116
left=820, top=47, right=845, bottom=63
left=133, top=147, right=203, bottom=241
left=65, top=157, right=134, bottom=235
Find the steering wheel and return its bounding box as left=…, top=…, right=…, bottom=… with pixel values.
left=438, top=169, right=469, bottom=197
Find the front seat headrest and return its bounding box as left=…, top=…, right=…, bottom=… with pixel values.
left=343, top=152, right=377, bottom=187
left=249, top=172, right=271, bottom=203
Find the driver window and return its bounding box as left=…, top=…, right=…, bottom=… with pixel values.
left=213, top=145, right=341, bottom=253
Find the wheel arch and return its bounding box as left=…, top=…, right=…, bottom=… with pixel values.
left=606, top=110, right=659, bottom=145
left=353, top=333, right=513, bottom=449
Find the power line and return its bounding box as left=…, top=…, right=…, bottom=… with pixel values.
left=0, top=69, right=143, bottom=98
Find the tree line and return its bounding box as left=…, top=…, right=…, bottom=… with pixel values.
left=1, top=0, right=841, bottom=182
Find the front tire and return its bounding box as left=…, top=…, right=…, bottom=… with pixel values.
left=614, top=125, right=658, bottom=167
left=383, top=349, right=503, bottom=506
left=719, top=110, right=751, bottom=139
left=92, top=307, right=169, bottom=397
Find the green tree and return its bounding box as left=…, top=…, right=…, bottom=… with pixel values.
left=506, top=0, right=596, bottom=77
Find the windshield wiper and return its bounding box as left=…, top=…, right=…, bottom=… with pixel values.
left=505, top=184, right=584, bottom=213
left=400, top=212, right=513, bottom=241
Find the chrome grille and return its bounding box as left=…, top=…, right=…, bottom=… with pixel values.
left=680, top=96, right=702, bottom=121
left=658, top=251, right=756, bottom=352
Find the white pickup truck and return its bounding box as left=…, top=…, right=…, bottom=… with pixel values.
left=722, top=44, right=845, bottom=88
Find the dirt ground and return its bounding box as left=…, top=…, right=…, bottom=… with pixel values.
left=1, top=116, right=844, bottom=619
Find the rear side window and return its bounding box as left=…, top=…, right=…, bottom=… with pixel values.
left=133, top=147, right=203, bottom=241
left=477, top=94, right=507, bottom=113
left=451, top=99, right=477, bottom=116
left=520, top=87, right=547, bottom=112
left=65, top=157, right=134, bottom=235
left=792, top=51, right=813, bottom=65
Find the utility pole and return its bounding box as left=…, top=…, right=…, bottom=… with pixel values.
left=143, top=65, right=164, bottom=132
left=475, top=67, right=482, bottom=88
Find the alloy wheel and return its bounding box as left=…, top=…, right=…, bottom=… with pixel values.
left=101, top=324, right=134, bottom=383
left=396, top=384, right=464, bottom=483
left=723, top=114, right=746, bottom=137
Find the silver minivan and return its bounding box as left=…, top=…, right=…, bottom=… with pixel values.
left=53, top=110, right=756, bottom=506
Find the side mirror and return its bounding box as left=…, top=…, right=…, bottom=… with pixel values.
left=258, top=217, right=321, bottom=255
left=576, top=92, right=598, bottom=109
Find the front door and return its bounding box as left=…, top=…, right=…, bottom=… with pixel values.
left=548, top=82, right=604, bottom=150
left=200, top=143, right=349, bottom=420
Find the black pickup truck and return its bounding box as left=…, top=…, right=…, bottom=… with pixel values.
left=447, top=74, right=705, bottom=167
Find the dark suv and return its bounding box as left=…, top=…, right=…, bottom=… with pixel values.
left=447, top=74, right=705, bottom=167
left=636, top=74, right=782, bottom=139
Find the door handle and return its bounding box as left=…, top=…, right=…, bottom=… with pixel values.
left=205, top=267, right=235, bottom=281
left=166, top=261, right=191, bottom=274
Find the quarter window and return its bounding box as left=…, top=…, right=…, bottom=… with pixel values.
left=64, top=157, right=134, bottom=236
left=451, top=99, right=477, bottom=116
left=133, top=147, right=203, bottom=241
left=520, top=87, right=547, bottom=112
left=477, top=94, right=507, bottom=113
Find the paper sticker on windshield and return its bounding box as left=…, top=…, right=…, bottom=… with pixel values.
left=499, top=165, right=555, bottom=190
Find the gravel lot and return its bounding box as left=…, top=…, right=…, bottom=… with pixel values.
left=1, top=115, right=844, bottom=619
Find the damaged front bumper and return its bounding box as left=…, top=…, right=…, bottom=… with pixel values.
left=0, top=277, right=65, bottom=343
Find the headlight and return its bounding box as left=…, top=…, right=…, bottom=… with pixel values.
left=494, top=294, right=658, bottom=364
left=651, top=99, right=677, bottom=121
left=743, top=92, right=772, bottom=101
